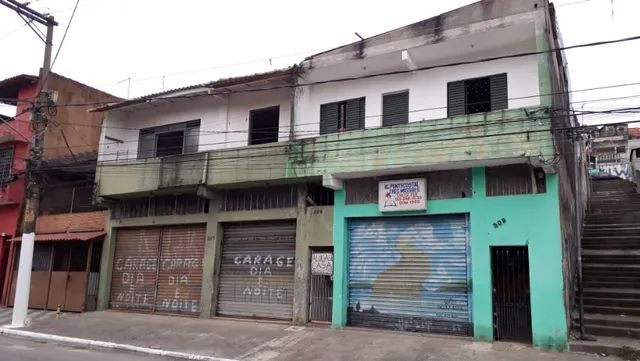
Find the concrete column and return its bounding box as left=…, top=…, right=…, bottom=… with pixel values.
left=535, top=10, right=552, bottom=107
left=200, top=194, right=223, bottom=318
left=292, top=184, right=308, bottom=324
left=331, top=189, right=348, bottom=328
left=97, top=213, right=116, bottom=310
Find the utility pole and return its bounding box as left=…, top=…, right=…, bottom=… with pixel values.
left=0, top=0, right=57, bottom=328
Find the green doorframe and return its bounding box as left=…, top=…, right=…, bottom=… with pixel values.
left=331, top=167, right=568, bottom=350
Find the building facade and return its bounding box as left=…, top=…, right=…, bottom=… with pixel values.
left=92, top=0, right=585, bottom=350
left=0, top=73, right=119, bottom=311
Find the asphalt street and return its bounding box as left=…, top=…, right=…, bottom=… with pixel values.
left=0, top=336, right=175, bottom=361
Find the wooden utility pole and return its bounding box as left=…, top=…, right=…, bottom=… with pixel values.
left=0, top=0, right=57, bottom=327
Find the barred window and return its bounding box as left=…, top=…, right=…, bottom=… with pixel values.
left=0, top=147, right=13, bottom=184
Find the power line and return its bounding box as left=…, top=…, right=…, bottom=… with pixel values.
left=47, top=116, right=639, bottom=173
left=85, top=0, right=597, bottom=91
left=4, top=33, right=640, bottom=109
left=48, top=0, right=80, bottom=73
left=0, top=21, right=29, bottom=40
left=26, top=89, right=640, bottom=152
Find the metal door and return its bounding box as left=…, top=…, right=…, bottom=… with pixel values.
left=309, top=248, right=333, bottom=322
left=491, top=246, right=532, bottom=342
left=348, top=215, right=471, bottom=336
left=155, top=225, right=206, bottom=315
left=110, top=228, right=161, bottom=312
left=218, top=221, right=296, bottom=319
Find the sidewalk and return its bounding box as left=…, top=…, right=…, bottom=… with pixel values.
left=0, top=310, right=617, bottom=361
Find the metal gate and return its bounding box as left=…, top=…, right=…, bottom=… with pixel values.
left=348, top=215, right=471, bottom=336
left=491, top=246, right=532, bottom=342
left=309, top=248, right=333, bottom=322
left=217, top=221, right=296, bottom=319
left=110, top=225, right=205, bottom=315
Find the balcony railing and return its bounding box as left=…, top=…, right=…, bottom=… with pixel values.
left=96, top=107, right=555, bottom=198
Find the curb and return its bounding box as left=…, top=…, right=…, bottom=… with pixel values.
left=0, top=327, right=237, bottom=361
left=570, top=342, right=640, bottom=358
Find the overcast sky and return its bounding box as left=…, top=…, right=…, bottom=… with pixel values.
left=0, top=0, right=639, bottom=126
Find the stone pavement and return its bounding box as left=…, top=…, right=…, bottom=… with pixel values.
left=0, top=306, right=74, bottom=326
left=2, top=310, right=618, bottom=361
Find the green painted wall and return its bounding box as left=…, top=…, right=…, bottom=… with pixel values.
left=331, top=167, right=568, bottom=350
left=96, top=107, right=554, bottom=198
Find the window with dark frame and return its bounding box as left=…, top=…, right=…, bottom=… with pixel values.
left=447, top=73, right=508, bottom=117
left=0, top=146, right=13, bottom=185
left=382, top=91, right=409, bottom=127
left=249, top=106, right=280, bottom=145
left=320, top=97, right=365, bottom=135
left=137, top=120, right=200, bottom=159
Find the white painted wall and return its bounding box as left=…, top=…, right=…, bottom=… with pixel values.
left=294, top=54, right=540, bottom=138
left=98, top=88, right=291, bottom=162
left=98, top=23, right=540, bottom=162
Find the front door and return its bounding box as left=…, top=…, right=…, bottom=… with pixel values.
left=309, top=248, right=333, bottom=322
left=491, top=246, right=532, bottom=342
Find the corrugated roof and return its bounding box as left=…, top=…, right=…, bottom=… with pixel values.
left=91, top=67, right=298, bottom=112
left=9, top=231, right=106, bottom=242
left=0, top=74, right=38, bottom=105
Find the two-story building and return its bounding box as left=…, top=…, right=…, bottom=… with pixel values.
left=91, top=0, right=586, bottom=350
left=0, top=73, right=119, bottom=312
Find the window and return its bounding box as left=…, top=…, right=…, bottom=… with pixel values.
left=138, top=120, right=200, bottom=159
left=320, top=97, right=365, bottom=135
left=447, top=73, right=508, bottom=117
left=249, top=106, right=280, bottom=145
left=0, top=146, right=13, bottom=184
left=382, top=91, right=409, bottom=126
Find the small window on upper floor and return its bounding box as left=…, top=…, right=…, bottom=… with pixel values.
left=320, top=97, right=365, bottom=135
left=382, top=91, right=409, bottom=127
left=249, top=106, right=280, bottom=145
left=0, top=146, right=13, bottom=185
left=447, top=73, right=508, bottom=117
left=138, top=120, right=200, bottom=159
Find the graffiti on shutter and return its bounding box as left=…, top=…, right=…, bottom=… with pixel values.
left=155, top=225, right=205, bottom=315
left=110, top=228, right=161, bottom=312
left=110, top=225, right=206, bottom=315
left=217, top=221, right=296, bottom=319
left=348, top=215, right=471, bottom=336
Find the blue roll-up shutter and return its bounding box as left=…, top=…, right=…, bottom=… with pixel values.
left=348, top=215, right=471, bottom=336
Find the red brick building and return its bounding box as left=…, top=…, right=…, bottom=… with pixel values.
left=0, top=73, right=119, bottom=309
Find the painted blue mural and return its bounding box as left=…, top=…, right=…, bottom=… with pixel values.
left=347, top=215, right=471, bottom=335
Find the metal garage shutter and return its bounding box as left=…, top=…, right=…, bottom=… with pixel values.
left=218, top=221, right=296, bottom=319
left=110, top=228, right=161, bottom=312
left=348, top=215, right=471, bottom=336
left=155, top=225, right=206, bottom=315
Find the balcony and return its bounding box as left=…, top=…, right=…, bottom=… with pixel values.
left=96, top=107, right=554, bottom=198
